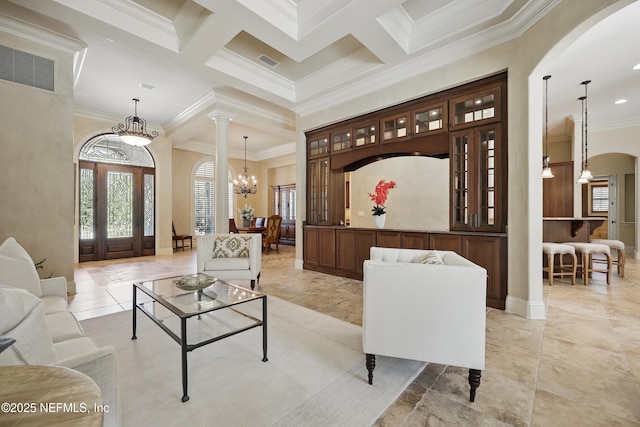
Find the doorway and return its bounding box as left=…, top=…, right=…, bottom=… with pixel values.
left=78, top=135, right=155, bottom=261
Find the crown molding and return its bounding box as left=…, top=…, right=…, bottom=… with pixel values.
left=206, top=48, right=296, bottom=102
left=0, top=10, right=86, bottom=54
left=54, top=0, right=179, bottom=52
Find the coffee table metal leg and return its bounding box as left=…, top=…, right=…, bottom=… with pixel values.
left=181, top=318, right=189, bottom=402
left=132, top=285, right=137, bottom=340
left=262, top=296, right=268, bottom=362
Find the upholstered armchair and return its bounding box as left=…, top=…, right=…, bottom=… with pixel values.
left=197, top=234, right=262, bottom=289
left=362, top=247, right=487, bottom=402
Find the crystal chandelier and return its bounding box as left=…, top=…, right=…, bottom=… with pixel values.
left=112, top=98, right=158, bottom=146
left=233, top=136, right=257, bottom=198
left=577, top=80, right=593, bottom=184
left=542, top=75, right=554, bottom=178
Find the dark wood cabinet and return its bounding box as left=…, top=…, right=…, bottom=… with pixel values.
left=429, top=233, right=462, bottom=253
left=303, top=226, right=507, bottom=309
left=543, top=161, right=574, bottom=217
left=462, top=235, right=507, bottom=309
left=451, top=124, right=505, bottom=232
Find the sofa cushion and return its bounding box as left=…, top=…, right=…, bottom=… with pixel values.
left=41, top=295, right=70, bottom=315
left=212, top=236, right=251, bottom=258
left=0, top=286, right=56, bottom=365
left=412, top=251, right=444, bottom=265
left=45, top=312, right=85, bottom=343
left=0, top=285, right=41, bottom=333
left=0, top=238, right=42, bottom=297
left=204, top=257, right=250, bottom=271
left=53, top=337, right=99, bottom=361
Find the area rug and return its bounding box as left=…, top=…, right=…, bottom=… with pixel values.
left=80, top=296, right=426, bottom=427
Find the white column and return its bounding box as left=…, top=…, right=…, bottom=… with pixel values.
left=208, top=109, right=236, bottom=234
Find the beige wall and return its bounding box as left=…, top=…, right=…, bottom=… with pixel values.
left=0, top=32, right=76, bottom=288
left=349, top=157, right=449, bottom=230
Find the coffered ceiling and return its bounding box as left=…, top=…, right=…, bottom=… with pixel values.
left=2, top=0, right=639, bottom=158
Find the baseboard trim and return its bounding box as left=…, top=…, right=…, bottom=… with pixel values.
left=295, top=259, right=304, bottom=270
left=505, top=295, right=546, bottom=320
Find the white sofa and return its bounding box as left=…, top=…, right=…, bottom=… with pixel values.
left=363, top=247, right=487, bottom=402
left=197, top=234, right=262, bottom=289
left=0, top=237, right=118, bottom=426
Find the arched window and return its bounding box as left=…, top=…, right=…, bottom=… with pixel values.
left=194, top=161, right=234, bottom=235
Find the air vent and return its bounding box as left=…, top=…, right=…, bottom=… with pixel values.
left=0, top=45, right=54, bottom=91
left=257, top=54, right=279, bottom=68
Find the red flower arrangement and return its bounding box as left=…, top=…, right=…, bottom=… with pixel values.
left=368, top=179, right=397, bottom=216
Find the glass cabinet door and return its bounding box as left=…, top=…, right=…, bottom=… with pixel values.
left=354, top=123, right=377, bottom=147
left=450, top=86, right=501, bottom=130
left=451, top=131, right=471, bottom=229
left=381, top=113, right=409, bottom=142
left=413, top=104, right=446, bottom=135
left=331, top=129, right=351, bottom=153
left=450, top=125, right=502, bottom=232
left=478, top=128, right=496, bottom=227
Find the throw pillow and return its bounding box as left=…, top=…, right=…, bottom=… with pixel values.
left=212, top=236, right=251, bottom=258
left=412, top=251, right=445, bottom=265
left=0, top=238, right=43, bottom=297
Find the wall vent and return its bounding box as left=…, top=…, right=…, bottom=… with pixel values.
left=0, top=45, right=54, bottom=91
left=257, top=54, right=279, bottom=68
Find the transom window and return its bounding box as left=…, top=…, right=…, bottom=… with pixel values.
left=79, top=133, right=155, bottom=167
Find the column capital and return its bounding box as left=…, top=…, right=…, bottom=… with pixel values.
left=208, top=109, right=236, bottom=123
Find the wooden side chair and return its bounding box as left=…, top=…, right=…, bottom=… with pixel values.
left=262, top=215, right=282, bottom=254
left=172, top=222, right=192, bottom=251
left=229, top=218, right=240, bottom=234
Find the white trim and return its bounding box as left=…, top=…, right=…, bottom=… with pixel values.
left=505, top=295, right=546, bottom=320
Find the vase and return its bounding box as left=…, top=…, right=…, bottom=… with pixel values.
left=242, top=219, right=250, bottom=227
left=374, top=214, right=386, bottom=229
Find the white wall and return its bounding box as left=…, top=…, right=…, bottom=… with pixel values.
left=349, top=157, right=449, bottom=231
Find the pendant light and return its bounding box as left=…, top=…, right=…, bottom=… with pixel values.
left=542, top=75, right=554, bottom=178
left=577, top=80, right=593, bottom=183
left=233, top=136, right=258, bottom=198
left=112, top=98, right=158, bottom=146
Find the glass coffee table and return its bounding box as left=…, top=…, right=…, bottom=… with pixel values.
left=132, top=275, right=267, bottom=402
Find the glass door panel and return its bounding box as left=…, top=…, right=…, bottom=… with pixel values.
left=106, top=171, right=133, bottom=238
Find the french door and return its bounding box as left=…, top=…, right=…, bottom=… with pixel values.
left=79, top=161, right=155, bottom=261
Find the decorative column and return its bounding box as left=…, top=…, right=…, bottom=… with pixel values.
left=208, top=109, right=236, bottom=234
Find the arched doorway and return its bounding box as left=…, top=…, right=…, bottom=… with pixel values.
left=78, top=134, right=156, bottom=261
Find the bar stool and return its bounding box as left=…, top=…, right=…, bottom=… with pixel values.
left=590, top=239, right=625, bottom=277
left=563, top=242, right=612, bottom=285
left=542, top=243, right=577, bottom=286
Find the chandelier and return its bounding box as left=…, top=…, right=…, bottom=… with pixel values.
left=233, top=136, right=257, bottom=198
left=542, top=75, right=554, bottom=179
left=577, top=80, right=593, bottom=184
left=112, top=98, right=158, bottom=146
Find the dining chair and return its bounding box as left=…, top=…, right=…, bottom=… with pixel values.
left=172, top=222, right=193, bottom=250
left=229, top=218, right=240, bottom=234
left=262, top=215, right=282, bottom=254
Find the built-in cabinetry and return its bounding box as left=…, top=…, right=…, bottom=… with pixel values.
left=304, top=226, right=507, bottom=309
left=303, top=72, right=508, bottom=309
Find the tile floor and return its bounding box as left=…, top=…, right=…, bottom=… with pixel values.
left=71, top=245, right=640, bottom=426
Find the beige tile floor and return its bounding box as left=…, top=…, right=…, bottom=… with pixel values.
left=71, top=245, right=640, bottom=426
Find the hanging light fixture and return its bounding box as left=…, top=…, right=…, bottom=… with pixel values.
left=112, top=98, right=158, bottom=146
left=233, top=136, right=258, bottom=198
left=542, top=75, right=554, bottom=178
left=577, top=80, right=593, bottom=183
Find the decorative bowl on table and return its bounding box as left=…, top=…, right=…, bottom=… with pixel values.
left=174, top=273, right=216, bottom=291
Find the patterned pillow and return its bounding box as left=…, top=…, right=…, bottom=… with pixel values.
left=212, top=236, right=251, bottom=258
left=412, top=251, right=444, bottom=265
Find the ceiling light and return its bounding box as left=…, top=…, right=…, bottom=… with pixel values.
left=112, top=98, right=158, bottom=146
left=139, top=83, right=155, bottom=91
left=577, top=80, right=593, bottom=184
left=615, top=99, right=627, bottom=104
